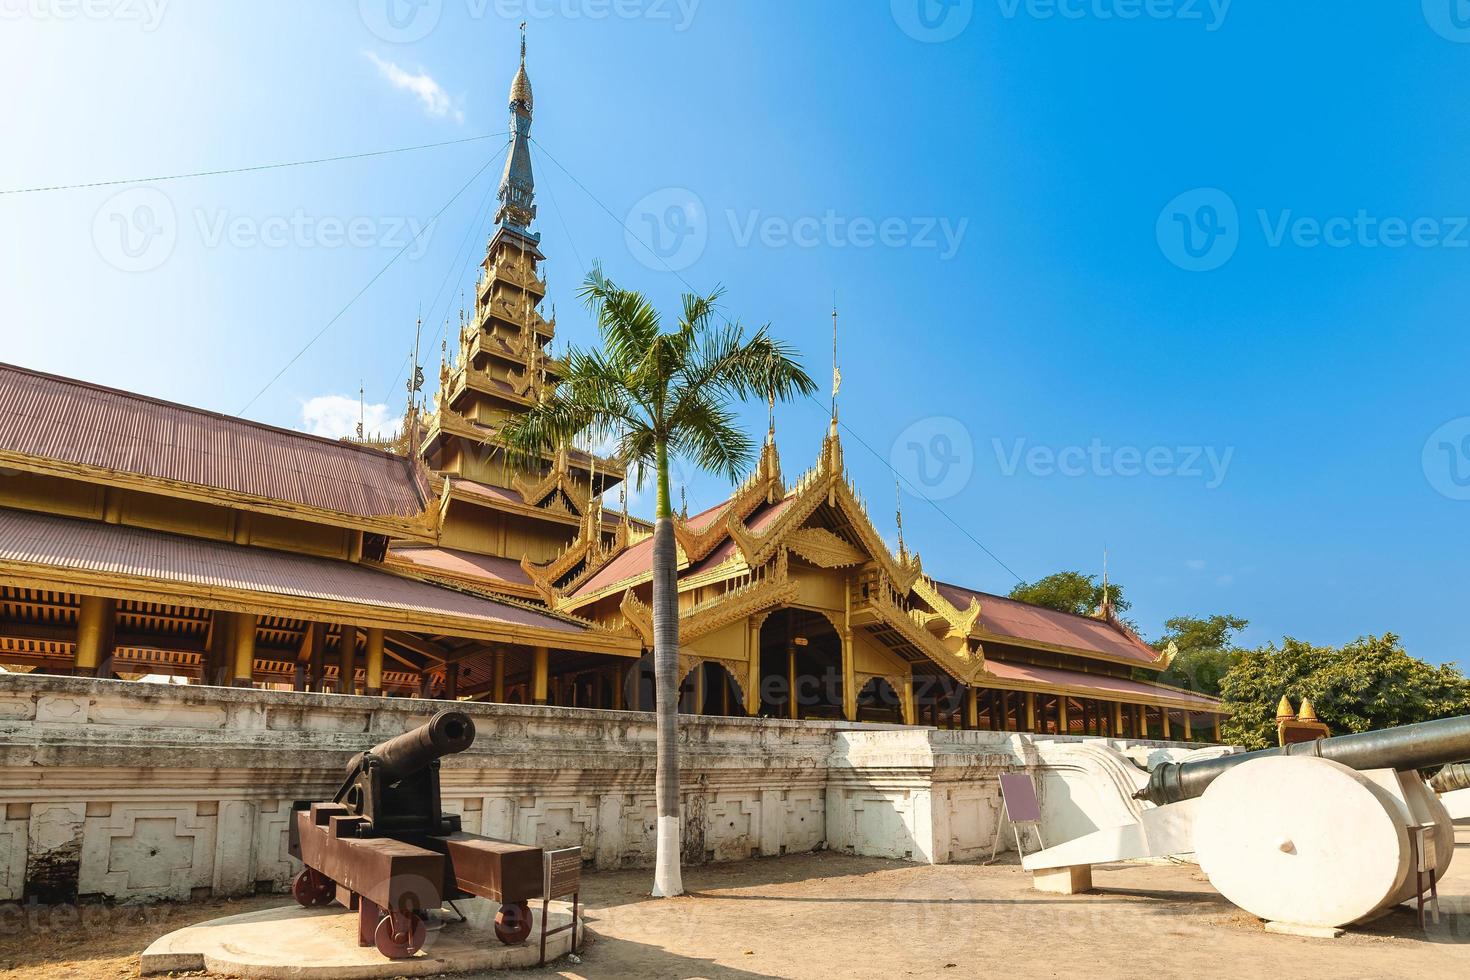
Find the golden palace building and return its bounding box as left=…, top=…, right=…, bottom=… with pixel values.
left=0, top=42, right=1223, bottom=743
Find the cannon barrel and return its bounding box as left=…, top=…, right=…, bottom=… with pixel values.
left=350, top=709, right=476, bottom=781
left=1431, top=761, right=1470, bottom=794
left=1136, top=713, right=1470, bottom=806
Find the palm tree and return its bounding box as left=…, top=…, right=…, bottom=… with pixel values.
left=500, top=264, right=815, bottom=897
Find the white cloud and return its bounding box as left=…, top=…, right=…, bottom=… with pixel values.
left=300, top=394, right=397, bottom=441
left=1216, top=574, right=1235, bottom=587
left=365, top=52, right=463, bottom=123
left=1185, top=559, right=1207, bottom=572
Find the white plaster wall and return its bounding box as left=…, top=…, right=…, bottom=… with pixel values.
left=0, top=675, right=1215, bottom=904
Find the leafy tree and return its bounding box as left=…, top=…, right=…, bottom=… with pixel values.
left=1009, top=570, right=1129, bottom=618
left=1219, top=633, right=1470, bottom=750
left=500, top=265, right=814, bottom=897
left=1153, top=614, right=1248, bottom=697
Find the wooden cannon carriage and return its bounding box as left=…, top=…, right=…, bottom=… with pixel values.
left=288, top=709, right=545, bottom=959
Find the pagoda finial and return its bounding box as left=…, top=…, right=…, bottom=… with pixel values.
left=830, top=297, right=841, bottom=425
left=767, top=390, right=776, bottom=441
left=356, top=381, right=365, bottom=439
left=520, top=19, right=527, bottom=65
left=895, top=479, right=906, bottom=558
left=680, top=486, right=688, bottom=521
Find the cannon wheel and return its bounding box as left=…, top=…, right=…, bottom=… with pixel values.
left=374, top=910, right=427, bottom=959
left=291, top=868, right=335, bottom=908
left=494, top=900, right=532, bottom=945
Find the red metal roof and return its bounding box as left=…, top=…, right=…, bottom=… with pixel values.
left=0, top=508, right=584, bottom=635
left=388, top=544, right=533, bottom=587
left=570, top=497, right=794, bottom=597
left=0, top=363, right=427, bottom=521
left=936, top=581, right=1160, bottom=666
left=982, top=658, right=1221, bottom=710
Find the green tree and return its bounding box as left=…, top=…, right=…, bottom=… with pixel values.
left=1153, top=613, right=1248, bottom=697
left=1219, top=633, right=1470, bottom=750
left=1009, top=570, right=1128, bottom=618
left=499, top=265, right=814, bottom=897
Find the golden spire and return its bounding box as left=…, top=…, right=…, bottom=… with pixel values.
left=1276, top=695, right=1296, bottom=721
left=830, top=299, right=841, bottom=425
left=895, top=479, right=906, bottom=558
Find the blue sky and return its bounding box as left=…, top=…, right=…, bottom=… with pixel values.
left=2, top=1, right=1468, bottom=666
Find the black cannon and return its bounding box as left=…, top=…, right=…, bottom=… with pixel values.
left=289, top=709, right=547, bottom=959
left=1137, top=713, right=1470, bottom=806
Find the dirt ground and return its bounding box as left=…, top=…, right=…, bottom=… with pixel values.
left=4, top=834, right=1470, bottom=980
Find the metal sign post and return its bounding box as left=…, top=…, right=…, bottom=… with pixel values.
left=538, top=846, right=582, bottom=966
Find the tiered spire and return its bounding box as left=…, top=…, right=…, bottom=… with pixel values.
left=497, top=22, right=538, bottom=237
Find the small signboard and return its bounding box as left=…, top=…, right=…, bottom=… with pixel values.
left=539, top=847, right=582, bottom=966
left=989, top=772, right=1046, bottom=863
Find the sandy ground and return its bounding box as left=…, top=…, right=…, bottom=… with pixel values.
left=4, top=835, right=1470, bottom=980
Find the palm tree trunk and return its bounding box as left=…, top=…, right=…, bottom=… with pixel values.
left=651, top=438, right=684, bottom=897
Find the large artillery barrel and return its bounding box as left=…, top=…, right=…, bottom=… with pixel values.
left=351, top=709, right=476, bottom=781
left=1431, top=761, right=1470, bottom=794
left=1136, top=713, right=1470, bottom=806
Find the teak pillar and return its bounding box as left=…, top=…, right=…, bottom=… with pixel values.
left=744, top=620, right=761, bottom=716
left=1024, top=692, right=1037, bottom=732
left=1213, top=716, right=1222, bottom=743
left=1183, top=712, right=1193, bottom=742
left=786, top=644, right=798, bottom=720
left=1135, top=704, right=1147, bottom=739
left=1057, top=695, right=1070, bottom=735
left=338, top=625, right=357, bottom=695
left=492, top=651, right=506, bottom=703
left=231, top=612, right=258, bottom=688
left=841, top=630, right=857, bottom=722
left=1112, top=701, right=1125, bottom=737
left=444, top=662, right=459, bottom=700
left=74, top=595, right=116, bottom=678
left=531, top=646, right=549, bottom=705
left=967, top=687, right=979, bottom=729
left=363, top=628, right=385, bottom=696
left=901, top=674, right=916, bottom=726
left=1162, top=708, right=1173, bottom=740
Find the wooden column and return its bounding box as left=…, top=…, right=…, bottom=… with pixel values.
left=967, top=687, right=979, bottom=729
left=445, top=662, right=459, bottom=700
left=531, top=646, right=549, bottom=705
left=786, top=645, right=798, bottom=720
left=1162, top=708, right=1173, bottom=740
left=74, top=596, right=116, bottom=678
left=205, top=611, right=233, bottom=687
left=1058, top=695, right=1070, bottom=735
left=364, top=628, right=385, bottom=697
left=418, top=670, right=432, bottom=699
left=308, top=622, right=327, bottom=693
left=612, top=664, right=625, bottom=710
left=337, top=625, right=357, bottom=695
left=901, top=674, right=916, bottom=726
left=1183, top=712, right=1193, bottom=742
left=1213, top=716, right=1222, bottom=743
left=1023, top=691, right=1036, bottom=732
left=693, top=664, right=705, bottom=716
left=1135, top=703, right=1146, bottom=738
left=841, top=631, right=856, bottom=722
left=1112, top=701, right=1124, bottom=737
left=232, top=613, right=258, bottom=688
left=492, top=650, right=506, bottom=703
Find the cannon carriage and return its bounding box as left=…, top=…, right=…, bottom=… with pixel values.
left=289, top=709, right=547, bottom=959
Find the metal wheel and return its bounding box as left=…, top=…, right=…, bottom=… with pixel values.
left=374, top=911, right=427, bottom=959
left=291, top=868, right=334, bottom=908
left=494, top=900, right=532, bottom=945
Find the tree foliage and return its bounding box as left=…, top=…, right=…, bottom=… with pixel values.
left=1219, top=633, right=1470, bottom=750
left=1153, top=613, right=1248, bottom=697
left=1008, top=570, right=1128, bottom=618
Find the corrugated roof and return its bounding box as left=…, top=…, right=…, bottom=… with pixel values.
left=936, top=581, right=1160, bottom=665
left=0, top=363, right=427, bottom=521
left=388, top=545, right=533, bottom=587
left=0, top=508, right=584, bottom=635
left=982, top=658, right=1221, bottom=710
